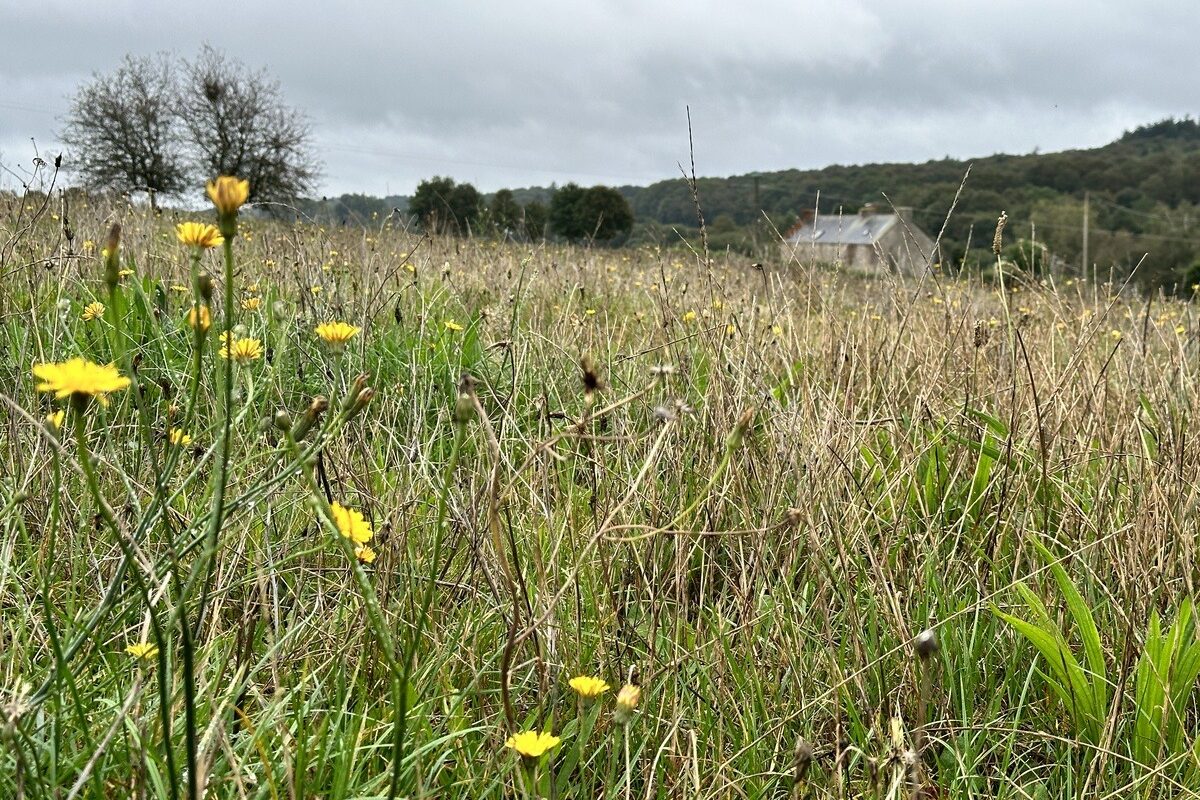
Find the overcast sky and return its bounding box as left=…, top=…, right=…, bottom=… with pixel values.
left=2, top=0, right=1198, bottom=198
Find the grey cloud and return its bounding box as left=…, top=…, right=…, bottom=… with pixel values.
left=1, top=0, right=1197, bottom=196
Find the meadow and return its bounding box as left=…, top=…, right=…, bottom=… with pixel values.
left=3, top=181, right=1200, bottom=799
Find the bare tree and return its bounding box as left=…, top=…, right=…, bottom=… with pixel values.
left=59, top=53, right=187, bottom=208
left=179, top=46, right=319, bottom=205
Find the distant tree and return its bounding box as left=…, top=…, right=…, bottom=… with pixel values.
left=60, top=53, right=188, bottom=208
left=549, top=183, right=588, bottom=240
left=409, top=176, right=481, bottom=234
left=489, top=188, right=522, bottom=235
left=522, top=201, right=549, bottom=241
left=178, top=45, right=319, bottom=204
left=550, top=183, right=634, bottom=242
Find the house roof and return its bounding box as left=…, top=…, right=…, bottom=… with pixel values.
left=785, top=213, right=901, bottom=246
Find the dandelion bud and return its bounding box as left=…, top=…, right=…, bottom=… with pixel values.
left=726, top=407, right=756, bottom=450
left=340, top=374, right=370, bottom=415
left=348, top=387, right=375, bottom=419
left=273, top=410, right=293, bottom=432
left=198, top=275, right=215, bottom=304
left=102, top=223, right=121, bottom=290
left=613, top=683, right=641, bottom=725
left=291, top=396, right=328, bottom=441
left=454, top=374, right=478, bottom=425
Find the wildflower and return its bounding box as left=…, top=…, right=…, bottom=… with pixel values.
left=206, top=176, right=250, bottom=217
left=568, top=675, right=611, bottom=699
left=241, top=296, right=262, bottom=311
left=584, top=308, right=597, bottom=316
left=681, top=310, right=697, bottom=323
left=771, top=324, right=783, bottom=337
left=33, top=358, right=130, bottom=406
left=315, top=321, right=361, bottom=349
left=331, top=501, right=373, bottom=545
left=726, top=324, right=737, bottom=336
left=505, top=731, right=561, bottom=760
left=82, top=239, right=96, bottom=254
left=614, top=683, right=641, bottom=724
left=310, top=285, right=322, bottom=296
left=355, top=545, right=376, bottom=564
left=170, top=284, right=190, bottom=293
left=175, top=221, right=224, bottom=249
left=169, top=428, right=192, bottom=446
left=444, top=319, right=464, bottom=332
left=45, top=410, right=65, bottom=430
left=218, top=337, right=263, bottom=364
left=187, top=305, right=212, bottom=333
left=125, top=642, right=158, bottom=662
left=81, top=301, right=105, bottom=321
left=118, top=269, right=134, bottom=278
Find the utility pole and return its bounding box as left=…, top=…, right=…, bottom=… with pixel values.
left=1081, top=191, right=1090, bottom=278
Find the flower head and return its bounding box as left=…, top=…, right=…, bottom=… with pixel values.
left=45, top=410, right=66, bottom=430
left=355, top=545, right=376, bottom=564
left=331, top=502, right=373, bottom=545
left=81, top=301, right=105, bottom=322
left=169, top=428, right=192, bottom=446
left=125, top=642, right=159, bottom=662
left=218, top=336, right=262, bottom=365
left=187, top=305, right=212, bottom=333
left=614, top=683, right=641, bottom=724
left=33, top=358, right=130, bottom=405
left=505, top=730, right=561, bottom=759
left=241, top=296, right=262, bottom=311
left=176, top=222, right=224, bottom=249
left=206, top=176, right=250, bottom=217
left=568, top=675, right=611, bottom=699
left=444, top=319, right=463, bottom=332
left=315, top=321, right=361, bottom=349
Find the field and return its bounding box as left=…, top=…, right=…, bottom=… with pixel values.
left=3, top=186, right=1200, bottom=799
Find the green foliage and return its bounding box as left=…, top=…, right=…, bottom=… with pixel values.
left=992, top=542, right=1109, bottom=745
left=1132, top=602, right=1200, bottom=775
left=549, top=183, right=634, bottom=242
left=409, top=175, right=482, bottom=234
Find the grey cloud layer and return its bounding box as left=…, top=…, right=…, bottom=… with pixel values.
left=2, top=0, right=1197, bottom=195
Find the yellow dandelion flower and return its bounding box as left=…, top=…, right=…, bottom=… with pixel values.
left=1177, top=325, right=1186, bottom=335
left=33, top=358, right=130, bottom=405
left=331, top=501, right=373, bottom=545
left=1109, top=329, right=1122, bottom=340
left=118, top=269, right=134, bottom=278
left=505, top=731, right=561, bottom=759
left=315, top=321, right=361, bottom=348
left=46, top=410, right=65, bottom=430
left=125, top=642, right=158, bottom=662
left=82, top=239, right=96, bottom=253
left=218, top=337, right=262, bottom=364
left=187, top=305, right=212, bottom=333
left=175, top=221, right=224, bottom=249
left=246, top=282, right=260, bottom=293
left=355, top=545, right=376, bottom=564
left=241, top=296, right=262, bottom=311
left=169, top=428, right=191, bottom=446
left=568, top=675, right=611, bottom=698
left=170, top=284, right=190, bottom=293
left=584, top=308, right=597, bottom=316
left=310, top=285, right=322, bottom=296
left=681, top=310, right=697, bottom=323
left=726, top=324, right=737, bottom=336
left=81, top=301, right=105, bottom=321
left=206, top=176, right=250, bottom=216
left=771, top=324, right=783, bottom=337
left=444, top=319, right=464, bottom=332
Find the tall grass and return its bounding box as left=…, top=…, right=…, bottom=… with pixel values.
left=3, top=187, right=1200, bottom=798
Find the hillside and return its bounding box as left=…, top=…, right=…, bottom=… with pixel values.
left=301, top=118, right=1200, bottom=288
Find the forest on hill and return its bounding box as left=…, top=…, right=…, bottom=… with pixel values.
left=302, top=118, right=1200, bottom=290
